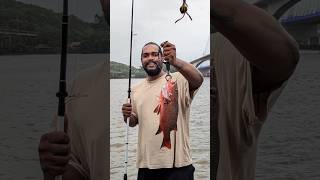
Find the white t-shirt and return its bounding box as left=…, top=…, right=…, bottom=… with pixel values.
left=65, top=62, right=108, bottom=180
left=131, top=72, right=200, bottom=169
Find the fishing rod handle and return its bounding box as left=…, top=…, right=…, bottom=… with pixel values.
left=124, top=98, right=131, bottom=176
left=124, top=116, right=130, bottom=180
left=54, top=116, right=64, bottom=180
left=125, top=117, right=129, bottom=165
left=56, top=116, right=65, bottom=132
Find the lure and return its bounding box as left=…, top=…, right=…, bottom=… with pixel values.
left=175, top=0, right=192, bottom=23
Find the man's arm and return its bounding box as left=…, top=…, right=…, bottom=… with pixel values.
left=173, top=58, right=204, bottom=92
left=161, top=41, right=203, bottom=93
left=126, top=114, right=139, bottom=127
left=211, top=0, right=299, bottom=93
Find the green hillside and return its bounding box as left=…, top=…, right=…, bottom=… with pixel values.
left=0, top=0, right=109, bottom=54
left=111, top=61, right=146, bottom=79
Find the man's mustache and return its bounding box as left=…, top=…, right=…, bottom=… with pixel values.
left=145, top=61, right=161, bottom=68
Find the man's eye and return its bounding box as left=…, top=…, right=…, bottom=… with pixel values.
left=152, top=53, right=159, bottom=56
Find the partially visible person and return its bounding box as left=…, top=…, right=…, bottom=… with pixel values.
left=210, top=0, right=299, bottom=180
left=38, top=0, right=110, bottom=179
left=39, top=61, right=108, bottom=180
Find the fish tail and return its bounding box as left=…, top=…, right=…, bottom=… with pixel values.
left=153, top=104, right=161, bottom=115
left=160, top=134, right=171, bottom=149
left=155, top=126, right=162, bottom=135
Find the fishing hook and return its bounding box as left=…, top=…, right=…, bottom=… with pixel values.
left=175, top=0, right=192, bottom=23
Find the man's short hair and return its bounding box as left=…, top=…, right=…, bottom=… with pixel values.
left=141, top=42, right=162, bottom=60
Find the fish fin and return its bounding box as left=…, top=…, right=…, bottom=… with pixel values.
left=153, top=104, right=161, bottom=115
left=155, top=126, right=162, bottom=135
left=161, top=139, right=171, bottom=149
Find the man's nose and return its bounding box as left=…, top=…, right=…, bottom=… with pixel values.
left=146, top=55, right=156, bottom=61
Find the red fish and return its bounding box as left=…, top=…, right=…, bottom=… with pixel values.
left=154, top=80, right=178, bottom=149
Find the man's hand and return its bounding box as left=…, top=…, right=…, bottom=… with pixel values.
left=122, top=103, right=132, bottom=121
left=38, top=131, right=71, bottom=179
left=122, top=103, right=138, bottom=127
left=161, top=41, right=177, bottom=66
left=160, top=41, right=203, bottom=94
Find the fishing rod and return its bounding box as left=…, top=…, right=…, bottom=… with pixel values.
left=55, top=0, right=68, bottom=179
left=124, top=0, right=135, bottom=179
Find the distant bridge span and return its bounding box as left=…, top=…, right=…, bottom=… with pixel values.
left=190, top=54, right=210, bottom=68
left=254, top=0, right=302, bottom=19
left=0, top=28, right=37, bottom=37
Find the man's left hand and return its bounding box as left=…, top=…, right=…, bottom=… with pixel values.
left=161, top=41, right=177, bottom=66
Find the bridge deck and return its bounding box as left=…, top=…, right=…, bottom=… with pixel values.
left=282, top=11, right=320, bottom=24
left=0, top=29, right=37, bottom=37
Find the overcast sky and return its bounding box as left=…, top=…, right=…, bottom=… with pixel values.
left=110, top=0, right=210, bottom=67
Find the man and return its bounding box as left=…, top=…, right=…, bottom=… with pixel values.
left=38, top=0, right=109, bottom=180
left=122, top=41, right=203, bottom=180
left=210, top=0, right=299, bottom=180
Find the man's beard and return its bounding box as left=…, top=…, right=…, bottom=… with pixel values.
left=143, top=61, right=162, bottom=77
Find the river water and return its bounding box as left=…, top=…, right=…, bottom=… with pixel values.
left=0, top=52, right=319, bottom=179
left=255, top=51, right=320, bottom=180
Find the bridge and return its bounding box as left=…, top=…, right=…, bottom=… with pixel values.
left=0, top=28, right=38, bottom=37
left=190, top=54, right=210, bottom=68
left=0, top=27, right=38, bottom=54
left=279, top=0, right=320, bottom=49
left=254, top=0, right=320, bottom=49
left=189, top=54, right=210, bottom=76
left=195, top=0, right=320, bottom=76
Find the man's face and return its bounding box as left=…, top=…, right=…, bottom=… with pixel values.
left=141, top=44, right=163, bottom=77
